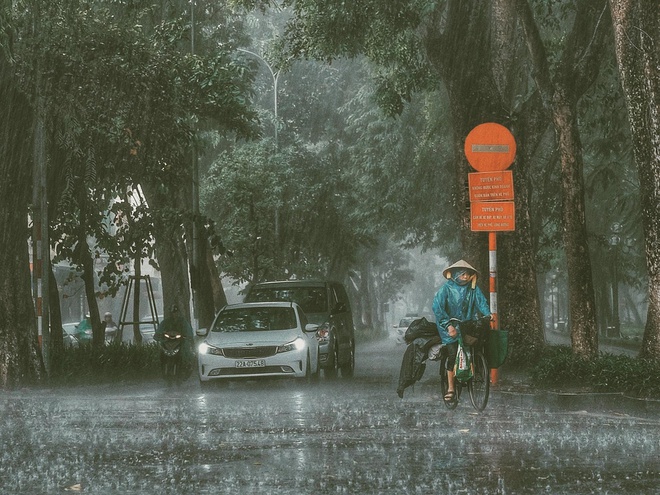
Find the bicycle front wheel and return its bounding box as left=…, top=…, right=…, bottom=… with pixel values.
left=468, top=351, right=490, bottom=411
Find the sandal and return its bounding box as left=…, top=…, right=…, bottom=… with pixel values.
left=444, top=390, right=456, bottom=401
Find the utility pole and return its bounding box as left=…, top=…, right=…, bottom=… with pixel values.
left=237, top=47, right=282, bottom=252
left=190, top=0, right=200, bottom=331
left=32, top=4, right=50, bottom=373
left=237, top=48, right=280, bottom=149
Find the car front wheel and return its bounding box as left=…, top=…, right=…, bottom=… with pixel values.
left=340, top=342, right=355, bottom=378
left=324, top=340, right=339, bottom=379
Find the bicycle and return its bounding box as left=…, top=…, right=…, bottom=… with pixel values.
left=438, top=316, right=491, bottom=411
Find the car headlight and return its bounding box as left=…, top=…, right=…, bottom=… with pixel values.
left=277, top=337, right=306, bottom=353
left=316, top=322, right=330, bottom=343
left=198, top=342, right=224, bottom=356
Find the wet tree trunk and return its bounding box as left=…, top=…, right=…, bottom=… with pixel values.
left=142, top=184, right=192, bottom=319
left=552, top=96, right=599, bottom=357
left=518, top=0, right=610, bottom=358
left=0, top=49, right=42, bottom=388
left=48, top=267, right=64, bottom=357
left=78, top=236, right=104, bottom=349
left=498, top=91, right=548, bottom=360
left=609, top=0, right=660, bottom=359
left=194, top=236, right=217, bottom=330
left=423, top=0, right=546, bottom=363
left=207, top=245, right=228, bottom=312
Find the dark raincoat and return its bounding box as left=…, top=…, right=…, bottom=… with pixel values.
left=396, top=318, right=441, bottom=398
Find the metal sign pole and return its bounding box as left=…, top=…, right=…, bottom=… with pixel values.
left=489, top=232, right=499, bottom=384
left=465, top=122, right=516, bottom=385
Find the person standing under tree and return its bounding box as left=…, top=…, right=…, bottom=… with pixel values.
left=102, top=312, right=119, bottom=342
left=432, top=260, right=492, bottom=401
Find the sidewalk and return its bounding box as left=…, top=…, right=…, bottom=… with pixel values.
left=487, top=329, right=660, bottom=415
left=544, top=327, right=640, bottom=357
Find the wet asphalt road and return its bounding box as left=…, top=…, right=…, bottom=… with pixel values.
left=1, top=338, right=659, bottom=494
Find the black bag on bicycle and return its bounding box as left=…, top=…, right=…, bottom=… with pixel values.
left=460, top=318, right=489, bottom=346
left=404, top=317, right=438, bottom=344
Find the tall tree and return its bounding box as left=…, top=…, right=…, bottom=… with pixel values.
left=0, top=9, right=42, bottom=387
left=517, top=0, right=612, bottom=358
left=609, top=0, right=660, bottom=359
left=0, top=0, right=256, bottom=386
left=234, top=0, right=547, bottom=362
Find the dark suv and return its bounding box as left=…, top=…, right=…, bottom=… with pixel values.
left=243, top=280, right=355, bottom=378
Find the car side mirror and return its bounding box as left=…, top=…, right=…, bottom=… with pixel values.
left=304, top=323, right=320, bottom=333
left=196, top=328, right=208, bottom=337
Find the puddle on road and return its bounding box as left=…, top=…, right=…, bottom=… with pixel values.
left=1, top=382, right=659, bottom=494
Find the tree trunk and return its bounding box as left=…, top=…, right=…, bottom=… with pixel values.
left=609, top=0, right=660, bottom=359
left=499, top=91, right=548, bottom=361
left=207, top=243, right=227, bottom=310
left=48, top=267, right=64, bottom=356
left=193, top=236, right=217, bottom=330
left=79, top=239, right=104, bottom=349
left=142, top=184, right=192, bottom=319
left=0, top=50, right=42, bottom=388
left=553, top=95, right=599, bottom=357
left=423, top=0, right=546, bottom=364
left=518, top=0, right=610, bottom=359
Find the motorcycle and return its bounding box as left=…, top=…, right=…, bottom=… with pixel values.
left=160, top=331, right=186, bottom=383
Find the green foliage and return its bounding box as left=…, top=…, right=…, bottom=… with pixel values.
left=6, top=0, right=257, bottom=296
left=531, top=346, right=660, bottom=398
left=49, top=341, right=162, bottom=386
left=203, top=139, right=358, bottom=282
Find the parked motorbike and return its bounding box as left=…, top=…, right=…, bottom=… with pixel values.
left=160, top=331, right=185, bottom=383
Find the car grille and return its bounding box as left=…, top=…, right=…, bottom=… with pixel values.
left=222, top=346, right=278, bottom=359
left=209, top=366, right=294, bottom=376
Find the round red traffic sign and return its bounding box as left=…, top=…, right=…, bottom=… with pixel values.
left=464, top=123, right=516, bottom=172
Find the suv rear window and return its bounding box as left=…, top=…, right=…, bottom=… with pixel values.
left=246, top=287, right=328, bottom=314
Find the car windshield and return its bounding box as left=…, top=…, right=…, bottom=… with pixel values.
left=399, top=318, right=414, bottom=327
left=212, top=307, right=297, bottom=333
left=247, top=287, right=328, bottom=314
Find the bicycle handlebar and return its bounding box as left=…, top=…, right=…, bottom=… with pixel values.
left=447, top=315, right=492, bottom=325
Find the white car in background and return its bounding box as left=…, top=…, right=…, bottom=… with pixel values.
left=197, top=302, right=320, bottom=386
left=393, top=315, right=436, bottom=344
left=393, top=317, right=416, bottom=344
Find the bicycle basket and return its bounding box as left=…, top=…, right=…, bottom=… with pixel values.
left=460, top=319, right=489, bottom=346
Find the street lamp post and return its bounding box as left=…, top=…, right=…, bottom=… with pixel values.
left=609, top=222, right=622, bottom=338
left=237, top=47, right=282, bottom=252
left=237, top=48, right=280, bottom=149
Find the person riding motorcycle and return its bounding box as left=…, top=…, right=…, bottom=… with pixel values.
left=154, top=304, right=195, bottom=376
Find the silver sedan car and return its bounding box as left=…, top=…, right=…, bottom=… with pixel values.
left=197, top=302, right=320, bottom=386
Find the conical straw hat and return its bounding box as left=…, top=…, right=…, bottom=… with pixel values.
left=442, top=259, right=479, bottom=279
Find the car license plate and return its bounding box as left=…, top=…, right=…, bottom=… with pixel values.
left=235, top=360, right=266, bottom=368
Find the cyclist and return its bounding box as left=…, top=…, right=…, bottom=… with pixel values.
left=432, top=260, right=491, bottom=401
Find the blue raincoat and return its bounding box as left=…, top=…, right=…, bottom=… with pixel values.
left=432, top=279, right=491, bottom=344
